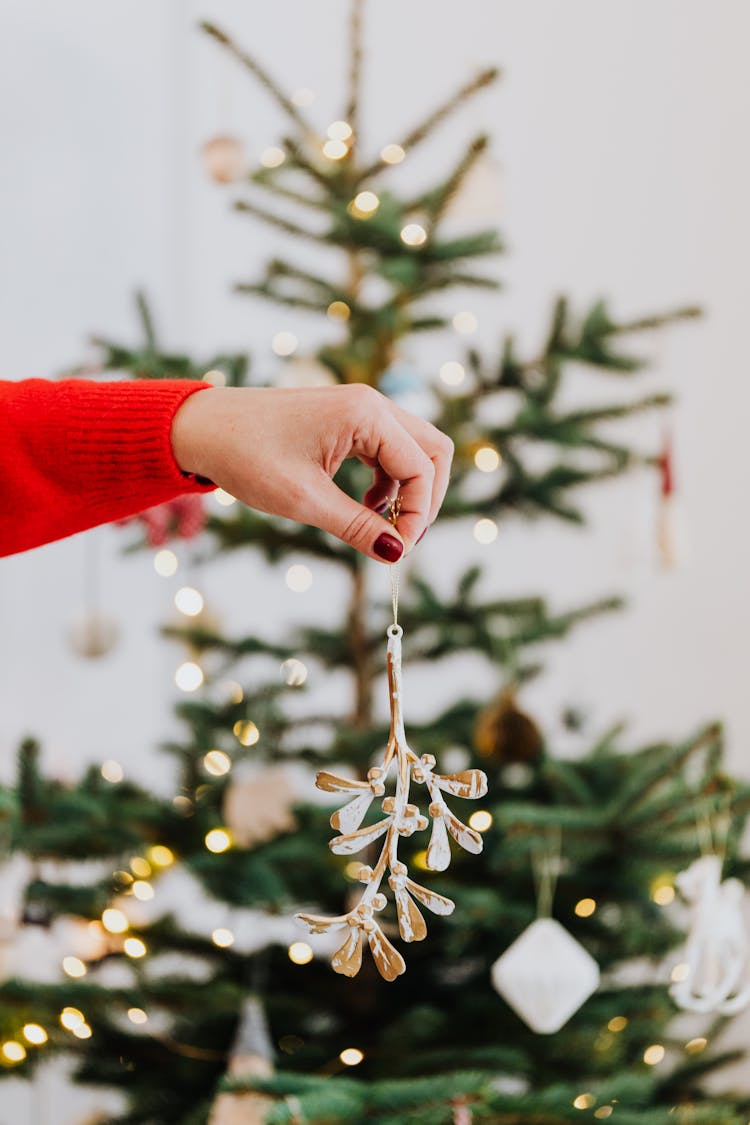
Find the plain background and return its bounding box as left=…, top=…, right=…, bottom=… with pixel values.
left=2, top=1, right=750, bottom=1118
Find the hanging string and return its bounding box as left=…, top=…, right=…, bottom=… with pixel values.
left=386, top=494, right=402, bottom=628
left=531, top=826, right=562, bottom=919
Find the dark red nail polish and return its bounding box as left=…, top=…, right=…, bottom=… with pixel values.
left=416, top=528, right=427, bottom=544
left=374, top=533, right=403, bottom=562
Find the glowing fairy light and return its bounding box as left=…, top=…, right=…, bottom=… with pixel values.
left=147, top=845, right=174, bottom=867
left=205, top=828, right=232, bottom=854
left=381, top=143, right=405, bottom=164
left=62, top=956, right=87, bottom=978
left=272, top=331, right=298, bottom=357
left=473, top=518, right=498, bottom=545
left=327, top=120, right=353, bottom=141
left=102, top=908, right=128, bottom=935
left=474, top=446, right=501, bottom=473
left=214, top=488, right=236, bottom=507
left=174, top=587, right=204, bottom=617
left=128, top=1008, right=148, bottom=1025
left=132, top=881, right=154, bottom=902
left=175, top=661, right=204, bottom=692
left=280, top=658, right=308, bottom=686
left=233, top=720, right=260, bottom=747
left=286, top=564, right=313, bottom=592
left=204, top=750, right=232, bottom=776
left=124, top=938, right=147, bottom=959
left=453, top=311, right=478, bottom=334
left=327, top=300, right=350, bottom=320
left=153, top=549, right=178, bottom=577
left=439, top=361, right=465, bottom=386
left=260, top=146, right=285, bottom=168
left=322, top=139, right=348, bottom=160
left=339, top=1047, right=364, bottom=1066
left=288, top=941, right=313, bottom=965
left=574, top=898, right=596, bottom=919
left=212, top=928, right=235, bottom=948
left=22, top=1024, right=47, bottom=1046
left=400, top=223, right=427, bottom=247
left=1, top=1042, right=26, bottom=1063
left=468, top=810, right=493, bottom=832
left=101, top=760, right=124, bottom=783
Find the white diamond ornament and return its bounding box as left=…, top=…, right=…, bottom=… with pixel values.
left=491, top=917, right=600, bottom=1034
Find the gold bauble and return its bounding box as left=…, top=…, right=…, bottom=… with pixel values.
left=473, top=686, right=542, bottom=764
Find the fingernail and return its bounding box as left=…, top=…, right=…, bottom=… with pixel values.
left=374, top=533, right=403, bottom=562
left=416, top=527, right=427, bottom=545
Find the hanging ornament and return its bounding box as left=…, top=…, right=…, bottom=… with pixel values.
left=670, top=853, right=750, bottom=1014
left=296, top=497, right=488, bottom=980
left=67, top=532, right=119, bottom=659
left=223, top=767, right=297, bottom=848
left=119, top=494, right=207, bottom=547
left=209, top=995, right=275, bottom=1125
left=201, top=134, right=248, bottom=184
left=274, top=355, right=338, bottom=388
left=491, top=835, right=600, bottom=1033
left=473, top=685, right=543, bottom=765
left=657, top=427, right=677, bottom=568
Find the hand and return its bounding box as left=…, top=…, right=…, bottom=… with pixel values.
left=171, top=383, right=454, bottom=562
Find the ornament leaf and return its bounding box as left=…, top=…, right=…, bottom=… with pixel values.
left=434, top=769, right=488, bottom=799
left=296, top=912, right=348, bottom=934
left=445, top=809, right=483, bottom=854
left=393, top=883, right=428, bottom=943
left=332, top=926, right=364, bottom=977
left=405, top=876, right=455, bottom=916
left=316, top=771, right=371, bottom=794
left=330, top=792, right=375, bottom=833
left=426, top=814, right=452, bottom=871
left=329, top=817, right=390, bottom=855
left=368, top=923, right=406, bottom=981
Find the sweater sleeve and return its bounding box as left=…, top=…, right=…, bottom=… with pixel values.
left=0, top=378, right=216, bottom=558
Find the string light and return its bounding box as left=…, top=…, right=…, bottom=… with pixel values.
left=130, top=857, right=151, bottom=878
left=281, top=658, right=308, bottom=686
left=148, top=845, right=174, bottom=867
left=60, top=1008, right=85, bottom=1031
left=203, top=750, right=232, bottom=777
left=652, top=884, right=675, bottom=906
left=272, top=331, right=298, bottom=357
left=102, top=908, right=128, bottom=934
left=412, top=849, right=429, bottom=870
left=72, top=1023, right=92, bottom=1040
left=439, top=361, right=465, bottom=386
left=573, top=1093, right=595, bottom=1110
left=453, top=311, right=479, bottom=335
left=22, top=1024, right=47, bottom=1046
left=205, top=828, right=232, bottom=854
left=686, top=1037, right=707, bottom=1054
left=212, top=928, right=235, bottom=948
left=400, top=223, right=427, bottom=247
left=348, top=191, right=380, bottom=218
left=286, top=564, right=313, bottom=592
left=260, top=146, right=285, bottom=168
left=671, top=962, right=690, bottom=983
left=128, top=1008, right=148, bottom=1025
left=322, top=139, right=349, bottom=160
left=233, top=720, right=260, bottom=747
left=381, top=143, right=405, bottom=164
left=62, top=956, right=87, bottom=978
left=607, top=1016, right=627, bottom=1032
left=593, top=1109, right=613, bottom=1120
left=339, top=1047, right=364, bottom=1066
left=101, top=760, right=124, bottom=783
left=154, top=549, right=178, bottom=577
left=327, top=300, right=350, bottom=320
left=574, top=898, right=597, bottom=918
left=474, top=446, right=502, bottom=473
left=288, top=941, right=313, bottom=965
left=132, top=880, right=154, bottom=902
left=468, top=810, right=493, bottom=832
left=291, top=87, right=315, bottom=107
left=1, top=1042, right=26, bottom=1063
left=175, top=661, right=204, bottom=692
left=327, top=120, right=353, bottom=141
left=214, top=488, right=237, bottom=507
left=175, top=587, right=204, bottom=617
left=202, top=369, right=227, bottom=387
left=473, top=518, right=498, bottom=545
left=124, top=937, right=147, bottom=959
left=643, top=1044, right=665, bottom=1065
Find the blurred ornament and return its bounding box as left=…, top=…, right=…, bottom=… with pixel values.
left=491, top=917, right=600, bottom=1033
left=120, top=494, right=207, bottom=547
left=223, top=768, right=297, bottom=848
left=656, top=427, right=687, bottom=569
left=68, top=611, right=119, bottom=659
left=201, top=134, right=247, bottom=183
left=474, top=686, right=543, bottom=764
left=444, top=153, right=502, bottom=223
left=275, top=355, right=338, bottom=388
left=209, top=995, right=275, bottom=1125
left=379, top=362, right=424, bottom=399
left=670, top=854, right=750, bottom=1014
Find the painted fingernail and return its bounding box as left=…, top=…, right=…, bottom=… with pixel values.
left=374, top=533, right=403, bottom=562
left=416, top=528, right=427, bottom=544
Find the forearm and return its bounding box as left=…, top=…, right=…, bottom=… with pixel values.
left=0, top=378, right=215, bottom=557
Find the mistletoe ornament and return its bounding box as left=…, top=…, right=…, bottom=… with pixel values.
left=297, top=502, right=488, bottom=980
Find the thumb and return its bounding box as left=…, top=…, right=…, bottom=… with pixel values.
left=309, top=476, right=405, bottom=563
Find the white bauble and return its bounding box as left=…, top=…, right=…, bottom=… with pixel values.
left=68, top=611, right=119, bottom=658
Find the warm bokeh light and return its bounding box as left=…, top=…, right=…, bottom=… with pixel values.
left=23, top=1024, right=48, bottom=1046
left=204, top=750, right=232, bottom=776
left=281, top=658, right=308, bottom=686
left=72, top=1023, right=92, bottom=1040
left=132, top=881, right=154, bottom=902
left=671, top=962, right=690, bottom=982
left=686, top=1037, right=707, bottom=1054
left=286, top=564, right=313, bottom=592
left=2, top=1041, right=26, bottom=1063
left=62, top=956, right=87, bottom=978
left=148, top=845, right=175, bottom=867
left=202, top=368, right=226, bottom=387
left=643, top=1044, right=665, bottom=1065
left=124, top=938, right=147, bottom=959
left=214, top=488, right=237, bottom=507
left=233, top=720, right=260, bottom=747
left=573, top=1093, right=595, bottom=1110
left=272, top=330, right=298, bottom=356
left=468, top=810, right=493, bottom=832
left=327, top=300, right=350, bottom=320
left=322, top=139, right=348, bottom=160
left=400, top=223, right=427, bottom=247
left=381, top=143, right=405, bottom=164
left=212, top=928, right=235, bottom=948
left=153, top=549, right=178, bottom=577
left=175, top=661, right=204, bottom=692
left=175, top=586, right=204, bottom=617
left=205, top=828, right=232, bottom=854
left=60, top=1008, right=85, bottom=1031
left=453, top=310, right=479, bottom=335
left=652, top=884, right=675, bottom=906
left=349, top=190, right=379, bottom=217
left=130, top=857, right=151, bottom=878
left=474, top=445, right=502, bottom=473
left=102, top=908, right=128, bottom=934
left=288, top=941, right=313, bottom=965
left=101, top=759, right=124, bottom=783
left=128, top=1008, right=148, bottom=1025
left=339, top=1047, right=364, bottom=1066
left=607, top=1016, right=628, bottom=1033
left=593, top=1109, right=613, bottom=1120
left=439, top=361, right=466, bottom=386
left=327, top=120, right=353, bottom=141
left=473, top=518, right=498, bottom=545
left=574, top=898, right=597, bottom=918
left=260, top=145, right=285, bottom=168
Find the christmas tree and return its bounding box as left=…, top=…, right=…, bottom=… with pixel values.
left=2, top=5, right=750, bottom=1123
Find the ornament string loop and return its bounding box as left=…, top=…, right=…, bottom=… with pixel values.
left=531, top=827, right=562, bottom=919
left=385, top=493, right=402, bottom=628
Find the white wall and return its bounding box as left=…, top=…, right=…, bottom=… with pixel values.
left=2, top=1, right=750, bottom=1118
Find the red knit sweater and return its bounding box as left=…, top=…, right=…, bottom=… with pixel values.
left=0, top=378, right=216, bottom=557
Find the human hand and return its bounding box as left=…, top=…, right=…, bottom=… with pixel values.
left=171, top=383, right=454, bottom=562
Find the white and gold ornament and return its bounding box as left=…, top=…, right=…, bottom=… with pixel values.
left=201, top=134, right=247, bottom=184
left=297, top=510, right=488, bottom=980
left=670, top=853, right=750, bottom=1015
